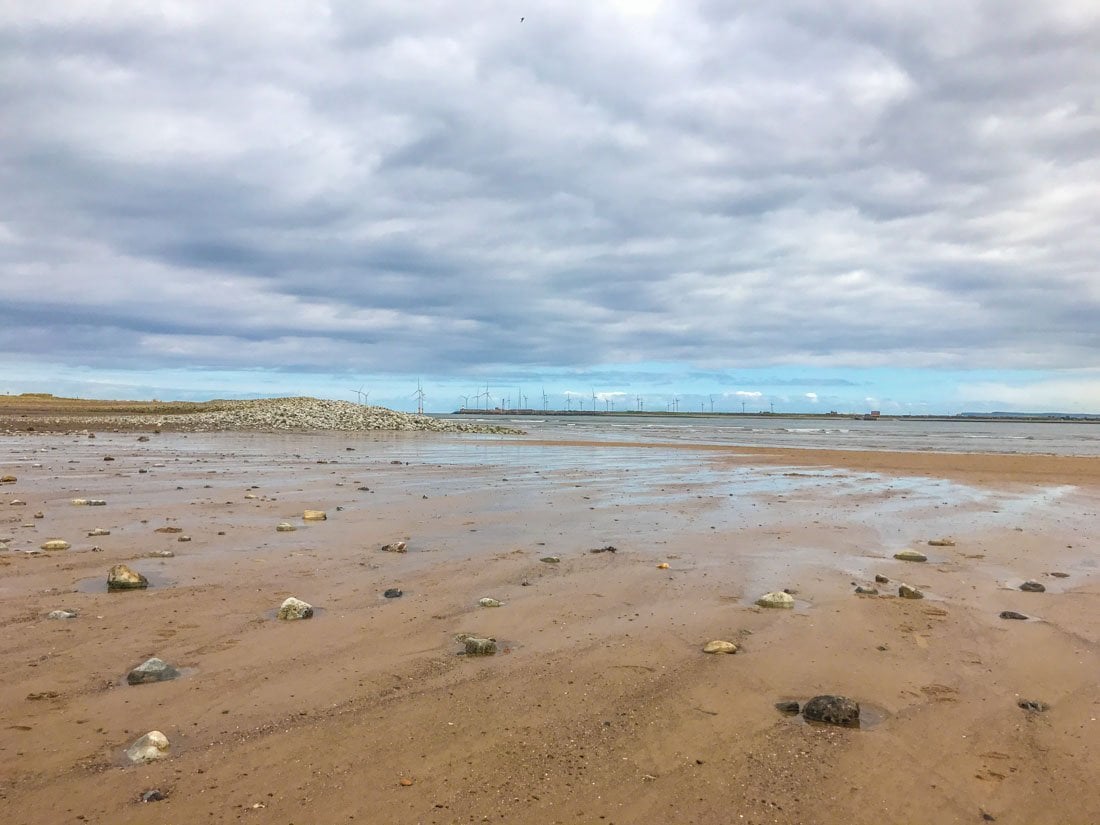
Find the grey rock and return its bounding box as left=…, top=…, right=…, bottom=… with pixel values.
left=999, top=610, right=1029, bottom=620
left=1017, top=699, right=1049, bottom=712
left=478, top=597, right=502, bottom=607
left=898, top=584, right=924, bottom=599
left=127, top=657, right=181, bottom=685
left=854, top=586, right=878, bottom=595
left=893, top=549, right=928, bottom=562
left=874, top=574, right=889, bottom=584
left=383, top=588, right=403, bottom=598
left=1019, top=581, right=1045, bottom=592
left=803, top=694, right=860, bottom=728
left=755, top=591, right=795, bottom=609
left=380, top=541, right=408, bottom=553
left=539, top=556, right=561, bottom=564
left=47, top=609, right=77, bottom=620
left=139, top=789, right=166, bottom=803
left=775, top=700, right=800, bottom=715
left=463, top=637, right=497, bottom=655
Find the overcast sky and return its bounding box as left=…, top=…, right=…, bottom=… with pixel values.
left=2, top=0, right=1099, bottom=413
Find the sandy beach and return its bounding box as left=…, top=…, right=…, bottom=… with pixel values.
left=1, top=425, right=1098, bottom=825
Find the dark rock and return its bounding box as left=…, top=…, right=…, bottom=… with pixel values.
left=854, top=586, right=878, bottom=595
left=1049, top=571, right=1069, bottom=578
left=1019, top=581, right=1045, bottom=592
left=127, top=657, right=181, bottom=685
left=383, top=588, right=403, bottom=599
left=874, top=574, right=889, bottom=584
left=140, top=789, right=166, bottom=803
left=589, top=545, right=618, bottom=554
left=802, top=694, right=860, bottom=728
left=775, top=700, right=800, bottom=715
left=999, top=610, right=1029, bottom=620
left=1017, top=699, right=1049, bottom=712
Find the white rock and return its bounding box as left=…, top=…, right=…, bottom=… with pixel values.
left=755, top=591, right=795, bottom=609
left=47, top=609, right=77, bottom=619
left=40, top=539, right=70, bottom=551
left=277, top=596, right=313, bottom=620
left=893, top=549, right=928, bottom=562
left=275, top=522, right=297, bottom=532
left=125, top=731, right=170, bottom=764
left=478, top=597, right=502, bottom=608
left=703, top=640, right=738, bottom=654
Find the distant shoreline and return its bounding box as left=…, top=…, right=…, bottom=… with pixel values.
left=451, top=408, right=1100, bottom=423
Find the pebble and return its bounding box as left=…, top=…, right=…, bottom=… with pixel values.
left=539, top=556, right=560, bottom=564
left=71, top=499, right=107, bottom=506
left=40, top=539, right=70, bottom=551
left=898, top=583, right=924, bottom=599
left=33, top=511, right=44, bottom=519
left=589, top=545, right=618, bottom=554
left=154, top=526, right=183, bottom=534
left=893, top=549, right=928, bottom=562
left=399, top=778, right=414, bottom=787
left=127, top=657, right=182, bottom=685
left=137, top=436, right=150, bottom=442
left=463, top=637, right=497, bottom=656
left=478, top=597, right=503, bottom=608
left=47, top=610, right=77, bottom=620
left=383, top=588, right=403, bottom=599
left=125, top=731, right=170, bottom=764
left=775, top=700, right=800, bottom=715
left=1000, top=610, right=1029, bottom=620
left=0, top=475, right=16, bottom=483
left=177, top=535, right=191, bottom=542
left=381, top=541, right=408, bottom=553
left=277, top=596, right=314, bottom=620
left=656, top=562, right=670, bottom=569
left=854, top=586, right=879, bottom=595
left=803, top=695, right=861, bottom=728
left=1017, top=699, right=1049, bottom=712
left=148, top=550, right=175, bottom=558
left=302, top=510, right=327, bottom=521
left=275, top=522, right=297, bottom=532
left=88, top=528, right=111, bottom=536
left=702, top=640, right=738, bottom=654
left=107, top=564, right=149, bottom=590
left=1049, top=571, right=1070, bottom=578
left=139, top=789, right=166, bottom=803
left=755, top=591, right=795, bottom=609
left=1019, top=581, right=1046, bottom=593
left=9, top=499, right=25, bottom=506
left=927, top=538, right=956, bottom=547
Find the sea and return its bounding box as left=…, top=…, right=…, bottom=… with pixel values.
left=435, top=413, right=1100, bottom=457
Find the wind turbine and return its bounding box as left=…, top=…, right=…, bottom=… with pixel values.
left=413, top=380, right=426, bottom=414
left=351, top=385, right=369, bottom=405
left=591, top=389, right=597, bottom=413
left=459, top=394, right=470, bottom=410
left=542, top=388, right=549, bottom=411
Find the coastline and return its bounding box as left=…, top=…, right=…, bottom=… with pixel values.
left=1, top=428, right=1098, bottom=824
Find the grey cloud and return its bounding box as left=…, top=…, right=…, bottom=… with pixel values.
left=2, top=1, right=1099, bottom=379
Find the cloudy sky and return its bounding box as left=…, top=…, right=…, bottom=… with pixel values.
left=2, top=0, right=1099, bottom=413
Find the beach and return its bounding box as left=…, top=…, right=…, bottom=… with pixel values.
left=1, top=424, right=1099, bottom=825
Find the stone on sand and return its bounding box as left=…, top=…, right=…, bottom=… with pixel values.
left=539, top=556, right=560, bottom=564
left=125, top=731, right=170, bottom=764
left=463, top=637, right=497, bottom=655
left=127, top=657, right=181, bottom=685
left=302, top=510, right=327, bottom=521
left=40, top=539, right=70, bottom=551
left=874, top=574, right=889, bottom=583
left=154, top=526, right=182, bottom=534
left=702, top=640, right=738, bottom=654
left=381, top=541, right=408, bottom=553
left=854, top=586, right=879, bottom=595
left=898, top=583, right=924, bottom=599
left=107, top=564, right=149, bottom=590
left=275, top=522, right=297, bottom=532
left=894, top=549, right=928, bottom=562
left=1019, top=580, right=1046, bottom=592
left=755, top=591, right=795, bottom=609
left=478, top=597, right=503, bottom=607
left=47, top=609, right=77, bottom=620
left=1000, top=610, right=1029, bottom=620
left=88, top=528, right=110, bottom=536
left=803, top=695, right=860, bottom=728
left=277, top=596, right=313, bottom=620
left=775, top=700, right=800, bottom=715
left=927, top=538, right=956, bottom=547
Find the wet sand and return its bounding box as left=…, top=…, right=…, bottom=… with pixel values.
left=1, top=430, right=1099, bottom=824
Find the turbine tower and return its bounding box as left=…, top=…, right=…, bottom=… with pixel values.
left=413, top=380, right=426, bottom=415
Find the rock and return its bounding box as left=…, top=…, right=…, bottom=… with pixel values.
left=107, top=564, right=149, bottom=590
left=656, top=562, right=670, bottom=569
left=589, top=545, right=618, bottom=553
left=277, top=596, right=313, bottom=620
left=302, top=510, right=327, bottom=521
left=381, top=541, right=408, bottom=553
left=539, top=556, right=560, bottom=564
left=874, top=574, right=889, bottom=583
left=1049, top=571, right=1070, bottom=578
left=177, top=535, right=191, bottom=542
left=244, top=493, right=258, bottom=499
left=755, top=591, right=795, bottom=609
left=1017, top=699, right=1049, bottom=712
left=702, top=640, right=738, bottom=654
left=383, top=588, right=403, bottom=599
left=802, top=695, right=860, bottom=728
left=9, top=499, right=25, bottom=506
left=275, top=522, right=297, bottom=532
left=898, top=584, right=924, bottom=599
left=33, top=511, right=44, bottom=519
left=139, top=789, right=166, bottom=803
left=927, top=539, right=956, bottom=547
left=1019, top=581, right=1046, bottom=593
left=463, top=637, right=497, bottom=655
left=125, top=731, right=170, bottom=764
left=88, top=528, right=111, bottom=536
left=72, top=499, right=107, bottom=506
left=775, top=700, right=800, bottom=715
left=399, top=777, right=414, bottom=787
left=154, top=526, right=182, bottom=534
left=47, top=609, right=77, bottom=619
left=127, top=657, right=181, bottom=685
left=893, top=549, right=928, bottom=562
left=40, top=539, right=70, bottom=551
left=478, top=597, right=502, bottom=607
left=1000, top=610, right=1029, bottom=620
left=0, top=475, right=16, bottom=483
left=148, top=550, right=174, bottom=558
left=103, top=455, right=114, bottom=461
left=137, top=436, right=151, bottom=443
left=854, top=586, right=879, bottom=595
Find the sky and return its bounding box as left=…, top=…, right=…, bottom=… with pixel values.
left=2, top=0, right=1099, bottom=414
